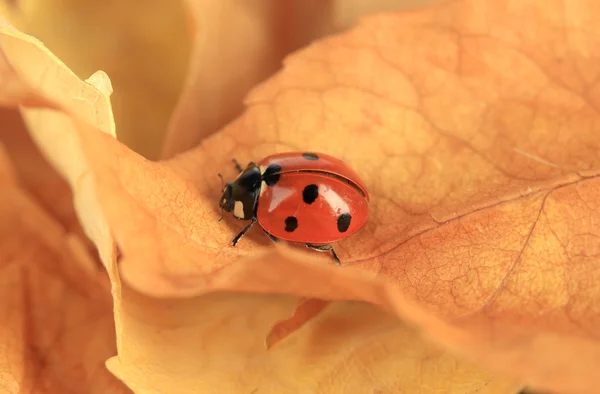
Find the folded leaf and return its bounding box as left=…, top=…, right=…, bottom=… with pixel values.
left=266, top=298, right=330, bottom=349
left=2, top=0, right=600, bottom=392
left=0, top=20, right=117, bottom=268
left=106, top=291, right=521, bottom=394
left=1, top=0, right=190, bottom=159
left=0, top=107, right=89, bottom=243
left=163, top=0, right=431, bottom=158
left=144, top=0, right=600, bottom=391
left=0, top=144, right=129, bottom=394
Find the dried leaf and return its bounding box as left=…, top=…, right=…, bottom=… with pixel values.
left=3, top=0, right=434, bottom=159
left=2, top=0, right=600, bottom=393
left=138, top=0, right=600, bottom=391
left=266, top=298, right=330, bottom=349
left=0, top=20, right=116, bottom=267
left=2, top=0, right=191, bottom=159
left=106, top=292, right=520, bottom=394
left=163, top=0, right=444, bottom=158
left=0, top=107, right=90, bottom=244
left=0, top=144, right=129, bottom=394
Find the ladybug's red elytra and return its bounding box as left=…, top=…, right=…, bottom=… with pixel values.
left=218, top=152, right=369, bottom=264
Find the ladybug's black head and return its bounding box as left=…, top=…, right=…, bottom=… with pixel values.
left=218, top=163, right=262, bottom=221
left=219, top=182, right=235, bottom=214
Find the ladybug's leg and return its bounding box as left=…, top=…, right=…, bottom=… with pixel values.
left=232, top=159, right=243, bottom=173
left=262, top=230, right=279, bottom=243
left=305, top=244, right=341, bottom=265
left=231, top=217, right=257, bottom=246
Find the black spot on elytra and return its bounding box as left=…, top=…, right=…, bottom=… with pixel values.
left=302, top=184, right=319, bottom=204
left=337, top=213, right=352, bottom=233
left=284, top=216, right=298, bottom=232
left=263, top=164, right=282, bottom=186
left=302, top=152, right=319, bottom=161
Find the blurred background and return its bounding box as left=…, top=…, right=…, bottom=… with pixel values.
left=0, top=0, right=439, bottom=159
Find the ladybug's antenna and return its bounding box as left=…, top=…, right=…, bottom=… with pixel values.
left=217, top=173, right=224, bottom=222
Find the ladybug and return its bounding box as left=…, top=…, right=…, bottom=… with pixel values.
left=218, top=151, right=369, bottom=264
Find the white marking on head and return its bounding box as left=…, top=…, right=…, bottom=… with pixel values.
left=259, top=165, right=268, bottom=175
left=233, top=201, right=245, bottom=218
left=267, top=186, right=294, bottom=213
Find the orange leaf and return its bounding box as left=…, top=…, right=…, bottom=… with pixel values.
left=0, top=107, right=90, bottom=244
left=0, top=143, right=129, bottom=393
left=0, top=17, right=521, bottom=393
left=106, top=292, right=521, bottom=394
left=3, top=0, right=600, bottom=392
left=162, top=0, right=444, bottom=158
left=266, top=298, right=331, bottom=349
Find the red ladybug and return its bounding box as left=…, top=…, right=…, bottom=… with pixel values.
left=218, top=152, right=369, bottom=264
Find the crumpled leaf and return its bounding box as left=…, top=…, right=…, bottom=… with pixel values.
left=105, top=291, right=519, bottom=394
left=2, top=0, right=436, bottom=160
left=0, top=144, right=129, bottom=393
left=0, top=107, right=84, bottom=237
left=1, top=0, right=191, bottom=159
left=266, top=298, right=331, bottom=348
left=163, top=0, right=441, bottom=158
left=0, top=20, right=116, bottom=268
left=2, top=0, right=600, bottom=393
left=0, top=13, right=521, bottom=394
